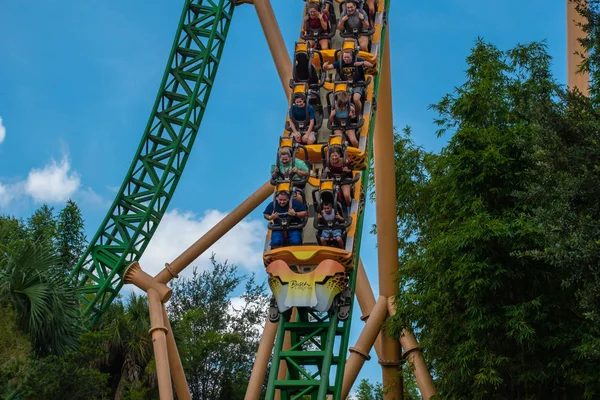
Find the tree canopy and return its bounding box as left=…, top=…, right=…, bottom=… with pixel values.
left=389, top=34, right=600, bottom=399
left=168, top=257, right=269, bottom=400
left=0, top=202, right=269, bottom=400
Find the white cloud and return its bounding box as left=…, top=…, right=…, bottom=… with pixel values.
left=0, top=117, right=5, bottom=144
left=139, top=209, right=266, bottom=278
left=0, top=183, right=13, bottom=208
left=229, top=296, right=246, bottom=311
left=0, top=155, right=95, bottom=210
left=0, top=181, right=25, bottom=211
left=25, top=157, right=81, bottom=203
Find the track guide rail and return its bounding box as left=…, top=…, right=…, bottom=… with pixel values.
left=70, top=0, right=236, bottom=321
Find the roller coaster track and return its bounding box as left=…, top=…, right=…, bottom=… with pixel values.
left=69, top=0, right=236, bottom=320
left=263, top=2, right=389, bottom=397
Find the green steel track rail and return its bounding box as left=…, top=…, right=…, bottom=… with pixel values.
left=266, top=1, right=391, bottom=397
left=69, top=0, right=236, bottom=321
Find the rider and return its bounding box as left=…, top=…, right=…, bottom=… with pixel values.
left=263, top=191, right=308, bottom=247
left=271, top=148, right=310, bottom=185
left=318, top=202, right=345, bottom=247
left=303, top=0, right=332, bottom=18
left=304, top=3, right=330, bottom=50
left=322, top=50, right=373, bottom=115
left=337, top=0, right=370, bottom=51
left=329, top=91, right=358, bottom=147
left=289, top=94, right=317, bottom=145
left=325, top=146, right=353, bottom=216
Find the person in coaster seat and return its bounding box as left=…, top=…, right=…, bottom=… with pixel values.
left=318, top=201, right=345, bottom=247
left=329, top=91, right=358, bottom=147
left=304, top=0, right=333, bottom=18
left=264, top=191, right=308, bottom=248
left=325, top=146, right=353, bottom=216
left=271, top=148, right=310, bottom=185
left=322, top=50, right=373, bottom=115
left=350, top=0, right=376, bottom=27
left=337, top=0, right=370, bottom=51
left=304, top=3, right=330, bottom=50
left=289, top=94, right=317, bottom=145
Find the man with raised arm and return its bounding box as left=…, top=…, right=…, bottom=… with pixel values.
left=322, top=50, right=373, bottom=115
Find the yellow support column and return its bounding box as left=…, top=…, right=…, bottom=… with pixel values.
left=567, top=0, right=590, bottom=95
left=147, top=289, right=173, bottom=400
left=245, top=317, right=279, bottom=399
left=388, top=298, right=437, bottom=399
left=342, top=297, right=389, bottom=399
left=356, top=259, right=383, bottom=358
left=163, top=307, right=192, bottom=400
left=373, top=37, right=403, bottom=400
left=254, top=0, right=292, bottom=101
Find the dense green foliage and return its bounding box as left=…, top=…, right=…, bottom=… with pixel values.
left=57, top=200, right=86, bottom=273
left=17, top=331, right=111, bottom=400
left=0, top=241, right=81, bottom=356
left=353, top=379, right=383, bottom=400
left=390, top=36, right=600, bottom=398
left=0, top=203, right=269, bottom=400
left=96, top=293, right=156, bottom=400
left=168, top=257, right=269, bottom=400
left=0, top=203, right=84, bottom=358
left=0, top=202, right=100, bottom=398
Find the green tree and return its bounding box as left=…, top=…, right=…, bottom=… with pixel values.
left=57, top=199, right=86, bottom=273
left=96, top=293, right=156, bottom=400
left=168, top=256, right=269, bottom=400
left=390, top=39, right=600, bottom=399
left=548, top=0, right=600, bottom=358
left=0, top=306, right=32, bottom=397
left=353, top=379, right=383, bottom=400
left=0, top=216, right=28, bottom=253
left=26, top=205, right=57, bottom=248
left=18, top=330, right=111, bottom=400
left=0, top=241, right=81, bottom=357
left=0, top=201, right=103, bottom=399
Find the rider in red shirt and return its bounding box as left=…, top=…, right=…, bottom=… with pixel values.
left=304, top=3, right=330, bottom=50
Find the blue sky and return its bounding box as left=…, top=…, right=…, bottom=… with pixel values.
left=0, top=0, right=569, bottom=391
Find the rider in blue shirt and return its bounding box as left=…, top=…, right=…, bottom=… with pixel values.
left=264, top=191, right=308, bottom=247
left=288, top=94, right=317, bottom=145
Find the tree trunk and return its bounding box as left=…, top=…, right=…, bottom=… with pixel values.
left=114, top=376, right=126, bottom=400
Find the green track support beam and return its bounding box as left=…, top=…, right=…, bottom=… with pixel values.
left=267, top=310, right=342, bottom=400
left=70, top=0, right=236, bottom=321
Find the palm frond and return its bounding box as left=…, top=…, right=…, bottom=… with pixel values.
left=0, top=241, right=82, bottom=356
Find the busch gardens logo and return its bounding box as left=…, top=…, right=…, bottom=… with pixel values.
left=290, top=280, right=312, bottom=291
